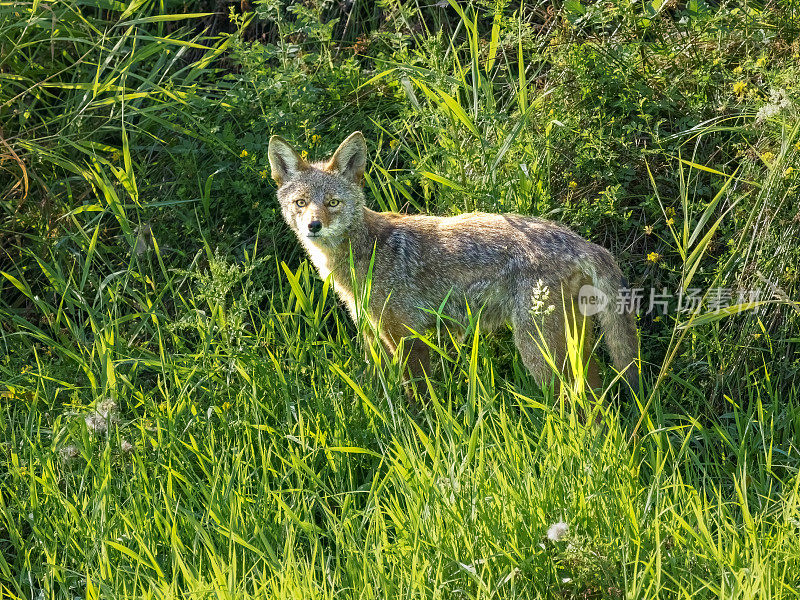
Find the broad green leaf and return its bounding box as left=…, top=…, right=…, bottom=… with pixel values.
left=564, top=0, right=586, bottom=15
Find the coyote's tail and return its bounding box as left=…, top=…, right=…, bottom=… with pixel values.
left=593, top=270, right=640, bottom=391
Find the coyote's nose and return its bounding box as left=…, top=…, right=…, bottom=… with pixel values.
left=308, top=220, right=322, bottom=234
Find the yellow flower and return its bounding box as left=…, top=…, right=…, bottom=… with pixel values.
left=644, top=225, right=653, bottom=235
left=784, top=167, right=794, bottom=177
left=647, top=252, right=660, bottom=263
left=733, top=81, right=747, bottom=96
left=240, top=149, right=249, bottom=158
left=755, top=56, right=766, bottom=67
left=222, top=402, right=232, bottom=411
left=260, top=169, right=269, bottom=179
left=666, top=207, right=675, bottom=216
left=733, top=65, right=743, bottom=74
left=568, top=180, right=578, bottom=189
left=666, top=217, right=674, bottom=226
left=753, top=333, right=762, bottom=339
left=389, top=139, right=399, bottom=149
left=761, top=151, right=775, bottom=163
left=301, top=150, right=309, bottom=160
left=311, top=134, right=321, bottom=144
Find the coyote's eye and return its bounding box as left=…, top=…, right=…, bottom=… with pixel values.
left=327, top=199, right=340, bottom=207
left=295, top=199, right=307, bottom=208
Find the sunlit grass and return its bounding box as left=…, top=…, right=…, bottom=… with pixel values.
left=2, top=244, right=799, bottom=598
left=2, top=1, right=800, bottom=598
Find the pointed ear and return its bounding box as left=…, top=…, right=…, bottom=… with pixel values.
left=268, top=135, right=308, bottom=185
left=327, top=131, right=367, bottom=185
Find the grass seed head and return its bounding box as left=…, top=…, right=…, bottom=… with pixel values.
left=547, top=521, right=569, bottom=542
left=85, top=398, right=120, bottom=434
left=59, top=445, right=80, bottom=461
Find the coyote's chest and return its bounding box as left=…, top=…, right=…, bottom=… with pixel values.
left=303, top=241, right=334, bottom=281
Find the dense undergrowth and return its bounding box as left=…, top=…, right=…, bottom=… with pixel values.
left=1, top=1, right=800, bottom=598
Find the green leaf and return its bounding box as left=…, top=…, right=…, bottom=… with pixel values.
left=564, top=0, right=586, bottom=15
left=418, top=171, right=464, bottom=191
left=485, top=5, right=501, bottom=73
left=679, top=302, right=772, bottom=329
left=116, top=12, right=215, bottom=26
left=410, top=77, right=481, bottom=139
left=280, top=262, right=313, bottom=317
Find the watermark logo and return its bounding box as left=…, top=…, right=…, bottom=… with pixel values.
left=575, top=285, right=776, bottom=317
left=578, top=284, right=608, bottom=316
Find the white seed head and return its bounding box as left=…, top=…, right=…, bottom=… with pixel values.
left=96, top=397, right=118, bottom=417
left=85, top=413, right=107, bottom=433
left=59, top=445, right=80, bottom=461
left=85, top=398, right=120, bottom=434
left=547, top=521, right=569, bottom=542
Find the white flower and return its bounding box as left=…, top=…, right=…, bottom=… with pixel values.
left=755, top=103, right=781, bottom=124
left=121, top=440, right=134, bottom=453
left=529, top=279, right=555, bottom=318
left=547, top=521, right=569, bottom=542
left=756, top=88, right=793, bottom=124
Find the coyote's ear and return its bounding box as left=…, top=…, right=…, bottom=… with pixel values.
left=268, top=136, right=307, bottom=185
left=327, top=131, right=367, bottom=185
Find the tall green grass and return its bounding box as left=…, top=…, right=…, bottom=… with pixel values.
left=2, top=1, right=800, bottom=598
left=2, top=246, right=799, bottom=597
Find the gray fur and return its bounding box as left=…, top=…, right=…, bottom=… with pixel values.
left=269, top=132, right=640, bottom=392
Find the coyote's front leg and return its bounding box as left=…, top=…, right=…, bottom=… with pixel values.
left=378, top=318, right=431, bottom=396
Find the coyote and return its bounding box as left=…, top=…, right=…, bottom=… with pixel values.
left=269, top=131, right=639, bottom=391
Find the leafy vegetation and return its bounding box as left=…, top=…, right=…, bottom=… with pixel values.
left=1, top=0, right=799, bottom=597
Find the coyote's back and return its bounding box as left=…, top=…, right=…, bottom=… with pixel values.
left=268, top=131, right=639, bottom=391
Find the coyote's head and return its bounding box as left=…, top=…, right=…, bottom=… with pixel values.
left=268, top=132, right=367, bottom=246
